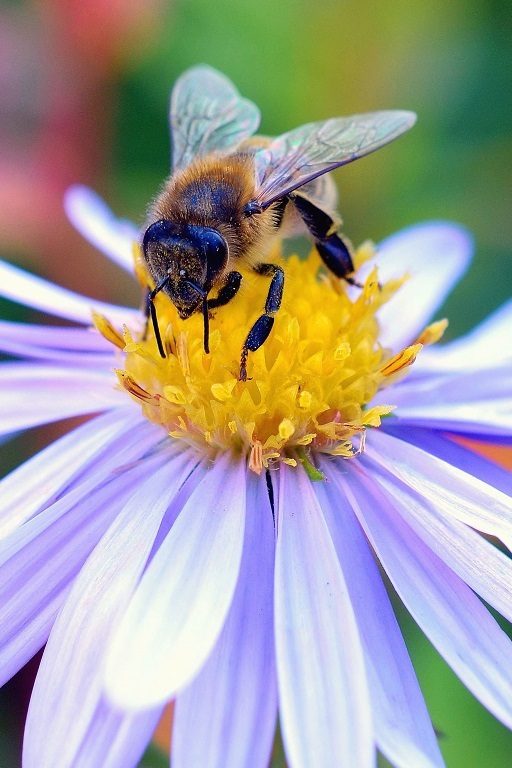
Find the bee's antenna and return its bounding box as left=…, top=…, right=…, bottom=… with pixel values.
left=185, top=281, right=210, bottom=354
left=202, top=294, right=210, bottom=355
left=146, top=276, right=170, bottom=358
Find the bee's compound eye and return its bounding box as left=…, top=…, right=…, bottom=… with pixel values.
left=143, top=220, right=179, bottom=254
left=195, top=228, right=228, bottom=282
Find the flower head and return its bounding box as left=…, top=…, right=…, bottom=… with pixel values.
left=108, top=240, right=411, bottom=466
left=0, top=185, right=511, bottom=768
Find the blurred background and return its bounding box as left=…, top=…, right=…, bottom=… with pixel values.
left=0, top=0, right=511, bottom=765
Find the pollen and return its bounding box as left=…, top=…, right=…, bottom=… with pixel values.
left=97, top=243, right=435, bottom=472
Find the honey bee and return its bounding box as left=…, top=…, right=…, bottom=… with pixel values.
left=143, top=65, right=416, bottom=381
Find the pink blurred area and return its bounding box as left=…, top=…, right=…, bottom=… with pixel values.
left=0, top=0, right=163, bottom=298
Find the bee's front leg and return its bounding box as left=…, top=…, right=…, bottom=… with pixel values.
left=239, top=263, right=284, bottom=382
left=207, top=271, right=242, bottom=311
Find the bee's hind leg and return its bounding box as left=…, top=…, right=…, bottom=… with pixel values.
left=239, top=263, right=284, bottom=382
left=290, top=192, right=362, bottom=287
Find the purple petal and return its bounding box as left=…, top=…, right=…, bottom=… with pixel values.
left=64, top=185, right=138, bottom=273
left=316, top=461, right=444, bottom=768
left=388, top=367, right=512, bottom=437
left=105, top=454, right=247, bottom=708
left=0, top=258, right=138, bottom=325
left=416, top=299, right=512, bottom=374
left=0, top=320, right=110, bottom=350
left=0, top=422, right=168, bottom=685
left=70, top=700, right=161, bottom=768
left=0, top=363, right=125, bottom=436
left=368, top=430, right=512, bottom=551
left=383, top=424, right=512, bottom=496
left=274, top=464, right=373, bottom=768
left=172, top=471, right=277, bottom=768
left=0, top=335, right=113, bottom=366
left=365, top=455, right=512, bottom=626
left=372, top=222, right=472, bottom=352
left=343, top=467, right=512, bottom=728
left=23, top=453, right=196, bottom=768
left=0, top=408, right=137, bottom=538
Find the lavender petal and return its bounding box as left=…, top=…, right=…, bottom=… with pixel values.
left=343, top=468, right=512, bottom=729
left=105, top=453, right=247, bottom=708
left=316, top=460, right=444, bottom=768
left=64, top=185, right=138, bottom=273
left=23, top=453, right=195, bottom=768
left=275, top=464, right=373, bottom=768
left=173, top=471, right=277, bottom=768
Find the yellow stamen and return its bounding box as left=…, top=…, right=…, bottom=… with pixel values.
left=92, top=312, right=124, bottom=350
left=100, top=243, right=435, bottom=471
left=380, top=344, right=423, bottom=377
left=416, top=318, right=448, bottom=346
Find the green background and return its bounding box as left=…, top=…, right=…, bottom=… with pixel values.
left=0, top=0, right=511, bottom=766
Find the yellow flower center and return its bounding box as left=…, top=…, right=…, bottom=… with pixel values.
left=96, top=241, right=441, bottom=474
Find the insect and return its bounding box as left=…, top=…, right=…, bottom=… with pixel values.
left=143, top=65, right=416, bottom=381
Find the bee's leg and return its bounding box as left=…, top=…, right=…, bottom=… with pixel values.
left=207, top=271, right=242, bottom=311
left=239, top=263, right=284, bottom=382
left=145, top=276, right=169, bottom=358
left=290, top=192, right=362, bottom=286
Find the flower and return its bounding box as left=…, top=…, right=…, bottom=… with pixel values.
left=0, top=184, right=511, bottom=768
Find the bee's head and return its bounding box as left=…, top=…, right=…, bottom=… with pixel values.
left=143, top=220, right=228, bottom=318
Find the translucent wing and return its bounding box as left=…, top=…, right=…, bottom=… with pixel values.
left=253, top=111, right=416, bottom=207
left=170, top=65, right=260, bottom=171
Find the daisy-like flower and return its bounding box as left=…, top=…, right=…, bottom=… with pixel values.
left=1, top=184, right=511, bottom=768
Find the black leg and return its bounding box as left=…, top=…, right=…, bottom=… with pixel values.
left=239, top=263, right=284, bottom=381
left=290, top=192, right=357, bottom=282
left=207, top=271, right=242, bottom=310
left=145, top=276, right=169, bottom=358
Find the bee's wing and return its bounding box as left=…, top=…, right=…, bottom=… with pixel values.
left=253, top=111, right=416, bottom=207
left=170, top=65, right=260, bottom=171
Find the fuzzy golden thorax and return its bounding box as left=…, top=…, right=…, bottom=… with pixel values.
left=150, top=153, right=281, bottom=269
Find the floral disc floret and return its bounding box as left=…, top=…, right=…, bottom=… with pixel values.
left=96, top=241, right=438, bottom=472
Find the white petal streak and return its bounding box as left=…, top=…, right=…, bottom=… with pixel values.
left=23, top=453, right=195, bottom=768
left=0, top=363, right=124, bottom=436
left=345, top=468, right=512, bottom=729
left=316, top=461, right=444, bottom=768
left=173, top=471, right=277, bottom=768
left=0, top=258, right=138, bottom=325
left=369, top=430, right=512, bottom=552
left=64, top=185, right=138, bottom=273
left=0, top=408, right=135, bottom=538
left=275, top=464, right=373, bottom=768
left=105, top=453, right=247, bottom=708
left=372, top=222, right=472, bottom=352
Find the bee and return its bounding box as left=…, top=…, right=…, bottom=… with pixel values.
left=143, top=65, right=416, bottom=381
